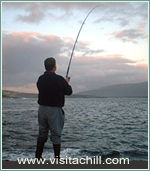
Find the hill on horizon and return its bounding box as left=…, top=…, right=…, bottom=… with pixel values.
left=2, top=81, right=148, bottom=98
left=77, top=81, right=148, bottom=97
left=2, top=90, right=37, bottom=98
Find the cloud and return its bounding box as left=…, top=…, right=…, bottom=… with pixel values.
left=2, top=2, right=148, bottom=93
left=5, top=83, right=37, bottom=94
left=2, top=31, right=104, bottom=91
left=73, top=41, right=105, bottom=56
left=70, top=55, right=148, bottom=92
left=3, top=1, right=148, bottom=27
left=16, top=3, right=45, bottom=24
left=93, top=2, right=148, bottom=27
left=117, top=18, right=129, bottom=27
left=2, top=31, right=148, bottom=93
left=2, top=31, right=66, bottom=87
left=109, top=29, right=147, bottom=43
left=94, top=15, right=130, bottom=27
left=3, top=2, right=100, bottom=24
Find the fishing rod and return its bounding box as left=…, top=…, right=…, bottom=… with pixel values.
left=66, top=6, right=99, bottom=78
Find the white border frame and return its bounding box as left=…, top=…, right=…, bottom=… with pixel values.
left=1, top=1, right=149, bottom=170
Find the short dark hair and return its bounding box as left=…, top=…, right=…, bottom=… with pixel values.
left=44, top=57, right=56, bottom=71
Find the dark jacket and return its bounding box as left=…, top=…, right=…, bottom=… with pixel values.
left=37, top=71, right=72, bottom=107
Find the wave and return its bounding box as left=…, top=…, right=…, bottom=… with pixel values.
left=2, top=148, right=148, bottom=161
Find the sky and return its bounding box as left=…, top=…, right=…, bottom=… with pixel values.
left=2, top=1, right=149, bottom=93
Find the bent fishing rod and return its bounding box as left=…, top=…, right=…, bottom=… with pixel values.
left=66, top=6, right=99, bottom=79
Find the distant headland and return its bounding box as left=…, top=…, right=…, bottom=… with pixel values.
left=2, top=81, right=148, bottom=98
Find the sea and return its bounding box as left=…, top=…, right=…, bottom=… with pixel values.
left=2, top=97, right=148, bottom=161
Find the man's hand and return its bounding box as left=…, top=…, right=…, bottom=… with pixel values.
left=65, top=77, right=70, bottom=83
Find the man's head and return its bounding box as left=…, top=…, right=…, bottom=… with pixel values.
left=44, top=57, right=56, bottom=72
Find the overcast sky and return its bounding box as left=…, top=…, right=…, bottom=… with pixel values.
left=2, top=1, right=148, bottom=93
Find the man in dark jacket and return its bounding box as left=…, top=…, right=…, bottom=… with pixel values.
left=35, top=57, right=72, bottom=160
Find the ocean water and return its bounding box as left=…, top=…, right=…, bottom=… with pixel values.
left=2, top=97, right=148, bottom=161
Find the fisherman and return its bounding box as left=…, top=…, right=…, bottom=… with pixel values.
left=35, top=57, right=72, bottom=160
